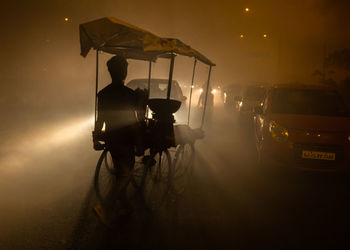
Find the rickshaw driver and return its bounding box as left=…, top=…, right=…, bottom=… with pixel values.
left=92, top=55, right=144, bottom=213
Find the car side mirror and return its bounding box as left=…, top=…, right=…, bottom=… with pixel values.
left=254, top=106, right=263, bottom=115
left=234, top=96, right=242, bottom=102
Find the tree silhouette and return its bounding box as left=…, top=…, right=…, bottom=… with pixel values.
left=325, top=49, right=350, bottom=73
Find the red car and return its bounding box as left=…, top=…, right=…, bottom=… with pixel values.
left=254, top=84, right=350, bottom=172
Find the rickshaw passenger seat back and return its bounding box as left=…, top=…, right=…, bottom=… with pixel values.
left=147, top=99, right=181, bottom=118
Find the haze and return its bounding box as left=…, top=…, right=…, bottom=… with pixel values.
left=1, top=0, right=350, bottom=249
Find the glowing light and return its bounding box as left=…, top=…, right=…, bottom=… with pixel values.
left=191, top=85, right=195, bottom=89
left=240, top=34, right=244, bottom=38
left=1, top=115, right=94, bottom=173
left=348, top=135, right=350, bottom=142
left=263, top=34, right=267, bottom=38
left=245, top=7, right=250, bottom=12
left=101, top=122, right=106, bottom=132
left=40, top=116, right=94, bottom=146
left=317, top=134, right=321, bottom=137
left=211, top=89, right=217, bottom=94
left=146, top=105, right=153, bottom=119
left=269, top=121, right=289, bottom=143
left=199, top=88, right=203, bottom=93
left=64, top=17, right=69, bottom=22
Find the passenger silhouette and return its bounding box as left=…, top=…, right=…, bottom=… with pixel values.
left=198, top=87, right=214, bottom=126
left=198, top=87, right=214, bottom=108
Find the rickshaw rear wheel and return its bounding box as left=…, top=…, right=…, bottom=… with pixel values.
left=142, top=149, right=172, bottom=211
left=172, top=143, right=195, bottom=194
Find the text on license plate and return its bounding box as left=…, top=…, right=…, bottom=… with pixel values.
left=302, top=150, right=336, bottom=161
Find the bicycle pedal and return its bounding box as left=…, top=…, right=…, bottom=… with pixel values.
left=142, top=155, right=150, bottom=164
left=93, top=205, right=110, bottom=226
left=142, top=156, right=156, bottom=166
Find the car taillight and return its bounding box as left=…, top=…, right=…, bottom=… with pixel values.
left=269, top=121, right=289, bottom=143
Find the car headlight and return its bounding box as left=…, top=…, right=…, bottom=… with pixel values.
left=269, top=121, right=289, bottom=142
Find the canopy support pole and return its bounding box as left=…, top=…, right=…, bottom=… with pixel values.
left=94, top=49, right=99, bottom=131
left=146, top=61, right=152, bottom=118
left=200, top=65, right=212, bottom=129
left=166, top=54, right=175, bottom=100
left=147, top=61, right=152, bottom=98
left=187, top=59, right=197, bottom=126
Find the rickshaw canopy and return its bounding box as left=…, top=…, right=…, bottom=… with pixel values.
left=80, top=17, right=215, bottom=66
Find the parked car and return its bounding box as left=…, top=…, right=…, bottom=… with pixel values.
left=126, top=78, right=187, bottom=122
left=126, top=78, right=186, bottom=102
left=253, top=84, right=350, bottom=172
left=222, top=84, right=243, bottom=112
left=239, top=85, right=266, bottom=113
left=237, top=85, right=267, bottom=129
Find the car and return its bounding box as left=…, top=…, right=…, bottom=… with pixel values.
left=126, top=78, right=186, bottom=102
left=222, top=84, right=243, bottom=112
left=126, top=78, right=187, bottom=122
left=253, top=83, right=350, bottom=172
left=239, top=85, right=266, bottom=114
left=237, top=85, right=267, bottom=128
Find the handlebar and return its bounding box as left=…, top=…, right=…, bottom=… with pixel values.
left=92, top=131, right=106, bottom=151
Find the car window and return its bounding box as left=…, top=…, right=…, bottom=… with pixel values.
left=271, top=88, right=350, bottom=117
left=262, top=93, right=269, bottom=113
left=126, top=79, right=183, bottom=101
left=245, top=86, right=265, bottom=99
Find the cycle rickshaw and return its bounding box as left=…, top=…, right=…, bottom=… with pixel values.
left=80, top=17, right=215, bottom=212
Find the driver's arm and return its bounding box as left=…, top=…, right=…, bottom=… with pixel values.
left=132, top=91, right=145, bottom=156
left=134, top=88, right=147, bottom=122
left=95, top=95, right=105, bottom=132
left=92, top=96, right=105, bottom=150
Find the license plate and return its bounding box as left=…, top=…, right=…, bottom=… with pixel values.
left=302, top=150, right=336, bottom=161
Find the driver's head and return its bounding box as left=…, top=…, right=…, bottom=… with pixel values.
left=107, top=55, right=128, bottom=82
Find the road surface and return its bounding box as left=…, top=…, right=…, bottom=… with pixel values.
left=1, top=108, right=350, bottom=249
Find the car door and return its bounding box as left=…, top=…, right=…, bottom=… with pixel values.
left=254, top=91, right=269, bottom=145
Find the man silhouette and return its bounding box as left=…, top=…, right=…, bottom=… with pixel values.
left=93, top=55, right=142, bottom=216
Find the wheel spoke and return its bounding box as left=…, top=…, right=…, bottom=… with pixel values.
left=143, top=150, right=172, bottom=211
left=172, top=144, right=194, bottom=194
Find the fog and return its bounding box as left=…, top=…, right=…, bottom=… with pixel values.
left=1, top=0, right=350, bottom=248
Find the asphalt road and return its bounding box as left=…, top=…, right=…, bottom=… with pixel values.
left=1, top=108, right=350, bottom=249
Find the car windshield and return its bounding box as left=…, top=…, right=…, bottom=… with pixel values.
left=271, top=88, right=350, bottom=117
left=245, top=86, right=265, bottom=99
left=126, top=79, right=183, bottom=101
